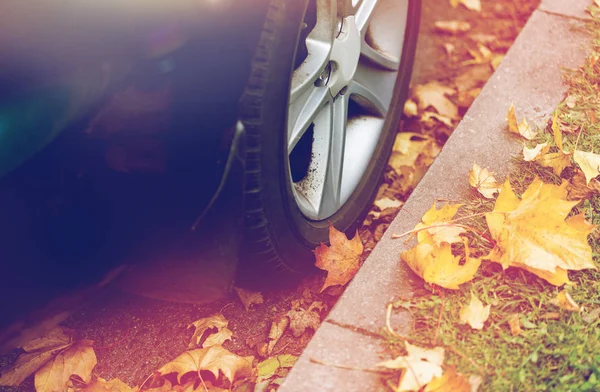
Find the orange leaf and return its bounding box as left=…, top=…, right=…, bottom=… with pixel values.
left=314, top=225, right=363, bottom=292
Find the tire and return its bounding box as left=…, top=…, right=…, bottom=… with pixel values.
left=239, top=0, right=421, bottom=278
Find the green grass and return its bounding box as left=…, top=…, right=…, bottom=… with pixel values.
left=381, top=7, right=600, bottom=392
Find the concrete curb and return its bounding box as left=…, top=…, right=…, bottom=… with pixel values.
left=279, top=1, right=592, bottom=391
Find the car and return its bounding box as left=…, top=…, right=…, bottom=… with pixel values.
left=0, top=0, right=420, bottom=332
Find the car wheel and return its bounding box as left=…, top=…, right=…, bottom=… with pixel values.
left=239, top=0, right=420, bottom=277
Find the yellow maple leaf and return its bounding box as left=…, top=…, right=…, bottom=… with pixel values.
left=415, top=202, right=465, bottom=245
left=377, top=342, right=445, bottom=392
left=459, top=292, right=491, bottom=330
left=469, top=163, right=501, bottom=198
left=522, top=143, right=549, bottom=162
left=573, top=150, right=600, bottom=185
left=424, top=366, right=471, bottom=392
left=485, top=178, right=597, bottom=285
left=538, top=151, right=572, bottom=176
left=158, top=345, right=253, bottom=385
left=314, top=225, right=363, bottom=292
left=506, top=104, right=537, bottom=140
left=402, top=240, right=481, bottom=290
left=188, top=314, right=233, bottom=349
left=549, top=289, right=580, bottom=312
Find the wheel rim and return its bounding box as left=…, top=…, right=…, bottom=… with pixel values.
left=287, top=0, right=409, bottom=221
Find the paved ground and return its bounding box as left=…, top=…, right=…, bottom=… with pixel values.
left=278, top=0, right=592, bottom=390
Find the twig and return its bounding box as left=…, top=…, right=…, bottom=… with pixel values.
left=198, top=370, right=209, bottom=392
left=309, top=357, right=392, bottom=374
left=385, top=303, right=411, bottom=341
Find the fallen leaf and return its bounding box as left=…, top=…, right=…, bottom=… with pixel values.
left=80, top=377, right=136, bottom=392
left=549, top=290, right=580, bottom=312
left=188, top=314, right=233, bottom=349
left=314, top=225, right=363, bottom=292
left=443, top=43, right=456, bottom=56
left=582, top=307, right=600, bottom=324
left=485, top=178, right=597, bottom=285
left=450, top=0, right=481, bottom=12
left=522, top=143, right=549, bottom=162
left=567, top=170, right=600, bottom=200
left=266, top=315, right=289, bottom=355
left=389, top=133, right=440, bottom=177
left=491, top=54, right=504, bottom=70
left=463, top=44, right=492, bottom=66
left=0, top=328, right=72, bottom=387
left=414, top=82, right=458, bottom=119
left=468, top=375, right=484, bottom=392
left=402, top=241, right=481, bottom=290
left=424, top=366, right=470, bottom=391
left=540, top=312, right=560, bottom=320
left=507, top=314, right=521, bottom=336
left=256, top=355, right=297, bottom=381
left=573, top=150, right=600, bottom=185
left=35, top=342, right=97, bottom=392
left=565, top=95, right=577, bottom=108
left=506, top=104, right=537, bottom=140
left=377, top=342, right=445, bottom=392
left=551, top=112, right=566, bottom=153
left=468, top=163, right=501, bottom=198
left=374, top=197, right=403, bottom=211
left=403, top=99, right=418, bottom=117
left=538, top=152, right=572, bottom=176
left=415, top=202, right=465, bottom=245
left=434, top=20, right=471, bottom=34
left=158, top=346, right=253, bottom=385
left=285, top=305, right=322, bottom=338
left=421, top=111, right=454, bottom=127
left=459, top=292, right=491, bottom=330
left=234, top=287, right=264, bottom=311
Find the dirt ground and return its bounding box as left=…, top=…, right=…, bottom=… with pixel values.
left=0, top=0, right=540, bottom=390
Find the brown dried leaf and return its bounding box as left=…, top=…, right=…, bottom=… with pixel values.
left=507, top=314, right=521, bottom=336
left=188, top=314, right=232, bottom=349
left=35, top=342, right=97, bottom=392
left=285, top=305, right=322, bottom=338
left=158, top=346, right=253, bottom=384
left=414, top=82, right=458, bottom=119
left=314, top=225, right=363, bottom=292
left=80, top=377, right=136, bottom=392
left=234, top=287, right=264, bottom=311
left=266, top=316, right=289, bottom=355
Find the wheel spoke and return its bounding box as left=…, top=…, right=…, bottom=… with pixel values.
left=318, top=95, right=348, bottom=216
left=350, top=60, right=396, bottom=117
left=354, top=0, right=378, bottom=34
left=360, top=41, right=399, bottom=71
left=288, top=86, right=330, bottom=152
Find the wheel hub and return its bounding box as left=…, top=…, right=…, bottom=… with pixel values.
left=327, top=16, right=361, bottom=97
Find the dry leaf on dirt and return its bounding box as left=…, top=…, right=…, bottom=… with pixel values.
left=80, top=377, right=135, bottom=392
left=522, top=143, right=549, bottom=162
left=0, top=327, right=72, bottom=387
left=421, top=111, right=454, bottom=127
left=414, top=82, right=458, bottom=119
left=573, top=150, right=600, bottom=185
left=389, top=134, right=440, bottom=185
left=35, top=341, right=97, bottom=392
left=403, top=99, right=418, bottom=117
left=434, top=20, right=472, bottom=34
left=469, top=163, right=501, bottom=198
left=256, top=355, right=297, bottom=381
left=265, top=315, right=289, bottom=356
left=485, top=178, right=597, bottom=286
left=285, top=302, right=324, bottom=338
left=506, top=104, right=537, bottom=140
left=402, top=240, right=481, bottom=290
left=158, top=345, right=253, bottom=385
left=549, top=290, right=580, bottom=312
left=377, top=342, right=445, bottom=392
left=463, top=44, right=492, bottom=66
left=188, top=314, right=233, bottom=349
left=233, top=287, right=264, bottom=311
left=424, top=366, right=471, bottom=392
left=459, top=292, right=490, bottom=330
left=314, top=225, right=363, bottom=292
left=450, top=0, right=481, bottom=12
left=415, top=203, right=465, bottom=245
left=507, top=314, right=522, bottom=336
left=374, top=197, right=403, bottom=211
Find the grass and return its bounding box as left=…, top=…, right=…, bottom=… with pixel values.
left=381, top=7, right=600, bottom=392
